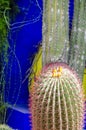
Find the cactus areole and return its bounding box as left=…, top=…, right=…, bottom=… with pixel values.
left=29, top=62, right=84, bottom=130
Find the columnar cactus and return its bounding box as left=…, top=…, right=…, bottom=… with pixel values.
left=29, top=62, right=84, bottom=130
left=42, top=0, right=69, bottom=65
left=68, top=0, right=86, bottom=79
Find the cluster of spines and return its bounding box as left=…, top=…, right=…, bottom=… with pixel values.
left=29, top=62, right=84, bottom=130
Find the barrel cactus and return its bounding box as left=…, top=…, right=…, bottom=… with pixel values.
left=29, top=62, right=84, bottom=130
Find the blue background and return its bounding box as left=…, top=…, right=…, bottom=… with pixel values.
left=5, top=0, right=42, bottom=129
left=5, top=0, right=42, bottom=107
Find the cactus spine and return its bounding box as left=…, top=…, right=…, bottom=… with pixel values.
left=29, top=62, right=84, bottom=130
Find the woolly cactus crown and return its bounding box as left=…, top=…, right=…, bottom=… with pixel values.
left=30, top=62, right=84, bottom=130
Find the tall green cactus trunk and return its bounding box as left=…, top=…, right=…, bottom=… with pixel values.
left=68, top=0, right=86, bottom=79
left=42, top=0, right=86, bottom=80
left=29, top=62, right=84, bottom=130
left=42, top=0, right=69, bottom=66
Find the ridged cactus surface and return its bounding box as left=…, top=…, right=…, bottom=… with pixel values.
left=42, top=0, right=69, bottom=65
left=29, top=62, right=84, bottom=130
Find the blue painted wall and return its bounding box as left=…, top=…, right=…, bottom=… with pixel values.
left=6, top=1, right=42, bottom=129
left=5, top=0, right=42, bottom=107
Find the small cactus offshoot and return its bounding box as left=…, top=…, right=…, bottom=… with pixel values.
left=29, top=62, right=84, bottom=130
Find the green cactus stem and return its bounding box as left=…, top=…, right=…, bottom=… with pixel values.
left=42, top=0, right=69, bottom=65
